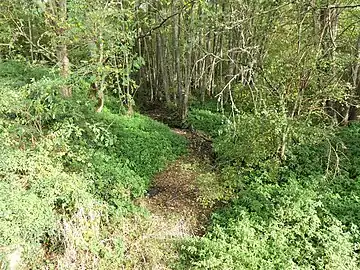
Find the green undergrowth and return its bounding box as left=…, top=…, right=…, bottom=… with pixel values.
left=0, top=61, right=187, bottom=268
left=186, top=108, right=227, bottom=137
left=178, top=111, right=360, bottom=269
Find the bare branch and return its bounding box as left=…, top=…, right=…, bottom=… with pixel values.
left=321, top=4, right=360, bottom=9
left=136, top=0, right=196, bottom=40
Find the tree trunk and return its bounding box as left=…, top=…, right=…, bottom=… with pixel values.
left=95, top=38, right=105, bottom=112
left=58, top=44, right=71, bottom=97
left=144, top=37, right=154, bottom=102
left=173, top=1, right=182, bottom=108
left=48, top=0, right=71, bottom=97
left=348, top=36, right=360, bottom=122
left=182, top=5, right=195, bottom=121
left=157, top=32, right=171, bottom=105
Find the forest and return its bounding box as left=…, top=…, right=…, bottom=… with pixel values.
left=0, top=0, right=360, bottom=269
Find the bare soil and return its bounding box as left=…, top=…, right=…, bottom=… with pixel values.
left=138, top=128, right=214, bottom=237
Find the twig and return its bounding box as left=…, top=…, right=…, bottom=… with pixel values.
left=320, top=4, right=360, bottom=9
left=136, top=1, right=196, bottom=39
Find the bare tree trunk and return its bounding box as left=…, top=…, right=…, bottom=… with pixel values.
left=348, top=36, right=360, bottom=122
left=152, top=36, right=159, bottom=100
left=157, top=31, right=171, bottom=105
left=318, top=5, right=339, bottom=123
left=58, top=0, right=70, bottom=97
left=58, top=44, right=71, bottom=97
left=182, top=6, right=195, bottom=121
left=202, top=33, right=212, bottom=103
left=95, top=77, right=105, bottom=113
left=28, top=17, right=34, bottom=63
left=49, top=0, right=71, bottom=97
left=173, top=0, right=182, bottom=108
left=144, top=37, right=154, bottom=102
left=95, top=37, right=105, bottom=112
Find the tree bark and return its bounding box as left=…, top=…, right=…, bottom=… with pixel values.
left=348, top=36, right=360, bottom=122
left=173, top=0, right=183, bottom=108
left=58, top=44, right=71, bottom=97
left=157, top=31, right=171, bottom=105
left=48, top=0, right=71, bottom=97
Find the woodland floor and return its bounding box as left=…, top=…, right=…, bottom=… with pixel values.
left=125, top=113, right=215, bottom=269
left=140, top=128, right=214, bottom=236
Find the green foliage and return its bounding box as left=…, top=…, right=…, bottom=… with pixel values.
left=0, top=61, right=187, bottom=268
left=180, top=172, right=360, bottom=269
left=180, top=181, right=358, bottom=269
left=105, top=95, right=127, bottom=115
left=21, top=77, right=68, bottom=127
left=337, top=123, right=360, bottom=179
left=0, top=181, right=56, bottom=265
left=190, top=100, right=231, bottom=114
left=0, top=61, right=52, bottom=86
left=95, top=111, right=187, bottom=178
left=214, top=111, right=283, bottom=166
left=187, top=109, right=226, bottom=137
left=1, top=0, right=359, bottom=267
left=0, top=140, right=96, bottom=266
left=179, top=113, right=360, bottom=269
left=88, top=151, right=146, bottom=213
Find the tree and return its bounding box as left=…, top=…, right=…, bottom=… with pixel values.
left=44, top=0, right=71, bottom=97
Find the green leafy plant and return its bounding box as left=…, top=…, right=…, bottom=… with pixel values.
left=187, top=109, right=226, bottom=137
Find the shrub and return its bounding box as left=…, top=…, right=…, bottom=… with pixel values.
left=0, top=61, right=52, bottom=87
left=179, top=112, right=360, bottom=270
left=94, top=111, right=188, bottom=178
left=179, top=180, right=359, bottom=270
left=214, top=111, right=284, bottom=167
left=0, top=181, right=56, bottom=268
left=187, top=109, right=226, bottom=137
left=88, top=151, right=147, bottom=209
left=0, top=61, right=188, bottom=268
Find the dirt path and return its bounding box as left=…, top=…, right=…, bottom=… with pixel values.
left=123, top=128, right=215, bottom=269
left=141, top=128, right=214, bottom=235
left=141, top=157, right=210, bottom=237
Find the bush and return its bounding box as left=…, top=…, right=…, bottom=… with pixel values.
left=93, top=111, right=187, bottom=178
left=0, top=61, right=188, bottom=268
left=0, top=142, right=99, bottom=265
left=179, top=113, right=360, bottom=270
left=88, top=151, right=146, bottom=210
left=214, top=111, right=284, bottom=167
left=179, top=179, right=359, bottom=270
left=187, top=109, right=226, bottom=137
left=0, top=61, right=52, bottom=87
left=0, top=181, right=56, bottom=267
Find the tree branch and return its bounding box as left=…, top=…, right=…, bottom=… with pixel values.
left=320, top=4, right=360, bottom=9
left=136, top=1, right=196, bottom=40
